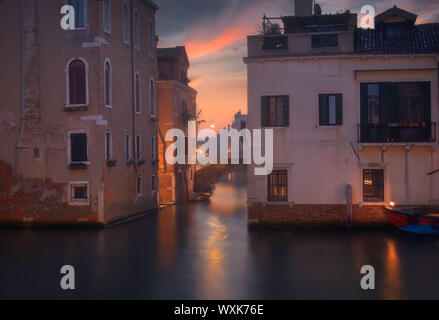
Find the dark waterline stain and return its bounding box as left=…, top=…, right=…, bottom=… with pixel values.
left=0, top=171, right=438, bottom=300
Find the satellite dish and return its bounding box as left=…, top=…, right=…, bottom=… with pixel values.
left=314, top=3, right=322, bottom=16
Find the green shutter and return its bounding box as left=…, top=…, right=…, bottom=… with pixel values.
left=336, top=94, right=343, bottom=125
left=283, top=95, right=290, bottom=126
left=360, top=83, right=369, bottom=124
left=319, top=94, right=328, bottom=125
left=261, top=96, right=269, bottom=127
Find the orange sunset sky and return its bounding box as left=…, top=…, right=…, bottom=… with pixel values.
left=156, top=0, right=439, bottom=131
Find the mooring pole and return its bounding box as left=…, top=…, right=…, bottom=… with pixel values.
left=346, top=184, right=353, bottom=229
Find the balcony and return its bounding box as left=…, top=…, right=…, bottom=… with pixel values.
left=358, top=123, right=437, bottom=144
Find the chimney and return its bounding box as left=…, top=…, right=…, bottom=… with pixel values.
left=295, top=0, right=313, bottom=17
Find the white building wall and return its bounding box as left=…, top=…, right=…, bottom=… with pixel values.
left=247, top=55, right=439, bottom=206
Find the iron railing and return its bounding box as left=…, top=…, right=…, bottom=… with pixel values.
left=358, top=122, right=437, bottom=143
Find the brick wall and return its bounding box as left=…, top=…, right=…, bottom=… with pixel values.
left=248, top=202, right=392, bottom=229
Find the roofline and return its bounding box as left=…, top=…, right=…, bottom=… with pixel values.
left=157, top=79, right=198, bottom=95
left=244, top=53, right=439, bottom=64
left=142, top=0, right=159, bottom=11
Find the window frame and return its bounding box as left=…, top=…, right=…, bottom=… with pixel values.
left=136, top=175, right=142, bottom=197
left=319, top=93, right=343, bottom=126
left=103, top=0, right=111, bottom=34
left=151, top=175, right=157, bottom=193
left=105, top=131, right=112, bottom=160
left=65, top=57, right=89, bottom=107
left=267, top=169, right=289, bottom=202
left=125, top=133, right=132, bottom=161
left=69, top=181, right=90, bottom=206
left=135, top=72, right=141, bottom=114
left=151, top=135, right=157, bottom=160
left=135, top=134, right=142, bottom=160
left=133, top=8, right=140, bottom=50
left=261, top=95, right=290, bottom=128
left=66, top=0, right=88, bottom=30
left=148, top=21, right=155, bottom=57
left=104, top=59, right=112, bottom=108
left=362, top=168, right=385, bottom=203
left=150, top=78, right=157, bottom=117
left=122, top=1, right=130, bottom=45
left=68, top=131, right=89, bottom=165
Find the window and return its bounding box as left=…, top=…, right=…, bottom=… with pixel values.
left=363, top=169, right=384, bottom=202
left=122, top=1, right=129, bottom=44
left=262, top=36, right=288, bottom=50
left=261, top=96, right=289, bottom=127
left=148, top=21, right=154, bottom=57
left=70, top=182, right=89, bottom=204
left=151, top=136, right=157, bottom=160
left=136, top=176, right=142, bottom=196
left=150, top=79, right=156, bottom=116
left=319, top=94, right=342, bottom=126
left=135, top=73, right=141, bottom=113
left=135, top=135, right=141, bottom=160
left=174, top=95, right=178, bottom=115
left=268, top=170, right=288, bottom=202
left=105, top=132, right=112, bottom=160
left=360, top=82, right=432, bottom=143
left=125, top=134, right=132, bottom=160
left=104, top=60, right=112, bottom=107
left=70, top=133, right=87, bottom=163
left=103, top=0, right=111, bottom=33
left=312, top=34, right=338, bottom=48
left=133, top=9, right=140, bottom=49
left=152, top=175, right=157, bottom=193
left=67, top=59, right=87, bottom=105
left=68, top=0, right=86, bottom=29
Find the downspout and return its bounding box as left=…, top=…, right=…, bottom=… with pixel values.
left=130, top=0, right=137, bottom=174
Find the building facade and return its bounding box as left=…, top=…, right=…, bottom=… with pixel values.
left=245, top=3, right=439, bottom=228
left=0, top=0, right=159, bottom=226
left=157, top=46, right=197, bottom=204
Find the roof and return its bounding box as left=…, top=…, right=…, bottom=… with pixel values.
left=375, top=5, right=417, bottom=24
left=157, top=46, right=189, bottom=65
left=355, top=23, right=439, bottom=54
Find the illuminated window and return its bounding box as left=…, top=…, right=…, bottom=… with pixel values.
left=363, top=169, right=384, bottom=202
left=268, top=170, right=288, bottom=202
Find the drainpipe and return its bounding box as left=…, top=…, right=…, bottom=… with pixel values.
left=130, top=0, right=137, bottom=174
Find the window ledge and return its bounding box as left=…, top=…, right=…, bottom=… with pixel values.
left=137, top=159, right=146, bottom=166
left=126, top=159, right=135, bottom=165
left=359, top=142, right=436, bottom=147
left=318, top=125, right=341, bottom=128
left=152, top=158, right=159, bottom=165
left=359, top=202, right=387, bottom=206
left=104, top=104, right=113, bottom=109
left=150, top=115, right=158, bottom=122
left=68, top=162, right=89, bottom=170
left=64, top=105, right=88, bottom=112
left=264, top=201, right=292, bottom=206
left=106, top=159, right=117, bottom=167
left=69, top=201, right=90, bottom=207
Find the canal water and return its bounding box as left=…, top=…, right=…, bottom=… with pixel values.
left=1, top=171, right=439, bottom=299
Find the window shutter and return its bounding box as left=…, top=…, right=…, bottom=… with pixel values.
left=283, top=95, right=290, bottom=126
left=336, top=94, right=343, bottom=125
left=421, top=82, right=431, bottom=123
left=380, top=83, right=398, bottom=123
left=319, top=94, right=328, bottom=125
left=360, top=83, right=369, bottom=124
left=261, top=96, right=269, bottom=127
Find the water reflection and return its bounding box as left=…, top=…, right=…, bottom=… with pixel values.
left=0, top=170, right=438, bottom=299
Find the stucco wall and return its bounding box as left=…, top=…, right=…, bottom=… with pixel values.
left=247, top=55, right=439, bottom=213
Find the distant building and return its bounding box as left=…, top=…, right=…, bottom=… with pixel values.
left=245, top=2, right=439, bottom=227
left=157, top=46, right=197, bottom=204
left=231, top=110, right=248, bottom=131
left=0, top=0, right=159, bottom=226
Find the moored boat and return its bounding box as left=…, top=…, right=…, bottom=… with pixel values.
left=384, top=205, right=439, bottom=234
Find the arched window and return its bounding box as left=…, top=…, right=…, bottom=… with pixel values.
left=150, top=79, right=156, bottom=116
left=122, top=1, right=129, bottom=44
left=67, top=58, right=87, bottom=105
left=133, top=9, right=140, bottom=49
left=104, top=60, right=112, bottom=107
left=135, top=73, right=141, bottom=113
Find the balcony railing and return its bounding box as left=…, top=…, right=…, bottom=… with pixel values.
left=358, top=122, right=437, bottom=143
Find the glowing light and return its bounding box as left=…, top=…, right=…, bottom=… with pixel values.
left=210, top=124, right=215, bottom=129
left=389, top=201, right=396, bottom=207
